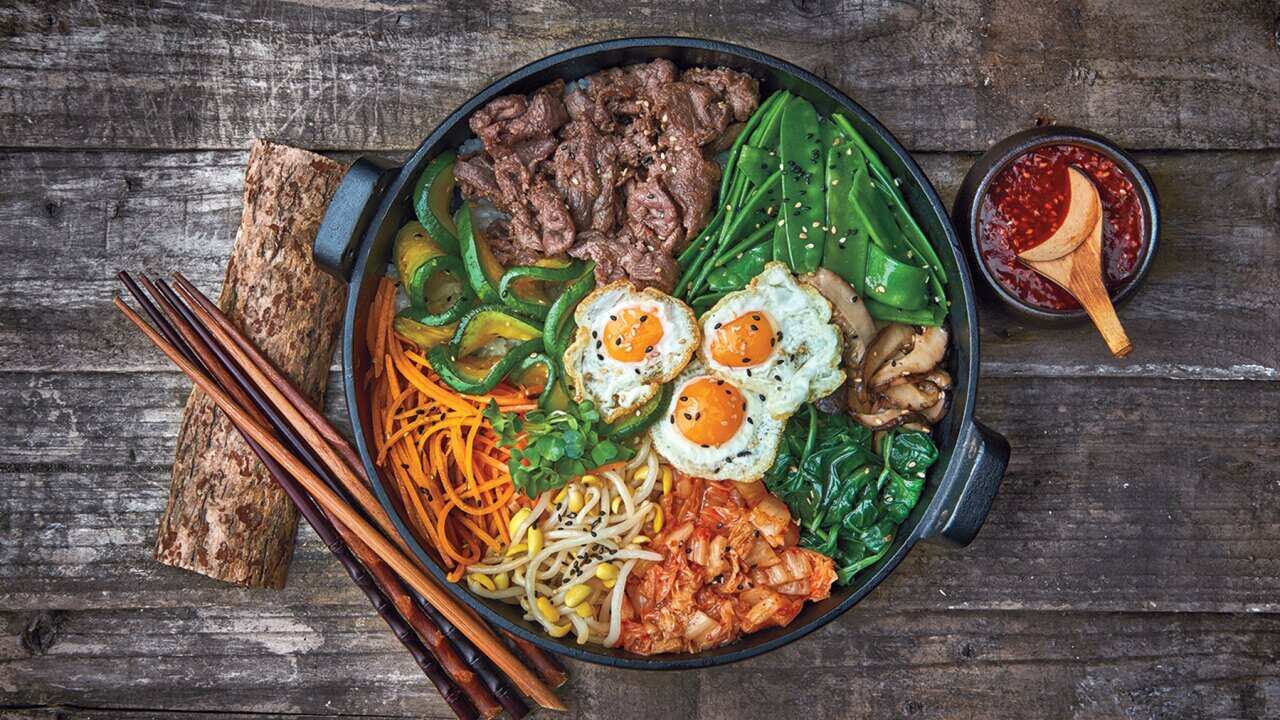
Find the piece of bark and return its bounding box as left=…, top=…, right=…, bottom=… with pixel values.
left=153, top=140, right=347, bottom=589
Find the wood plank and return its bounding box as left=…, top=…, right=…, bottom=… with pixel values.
left=0, top=1, right=1275, bottom=152
left=1, top=149, right=1274, bottom=380
left=3, top=371, right=1276, bottom=614
left=2, top=608, right=1276, bottom=719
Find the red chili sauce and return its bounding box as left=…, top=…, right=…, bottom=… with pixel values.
left=978, top=144, right=1145, bottom=311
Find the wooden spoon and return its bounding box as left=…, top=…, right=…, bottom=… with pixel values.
left=1018, top=166, right=1133, bottom=358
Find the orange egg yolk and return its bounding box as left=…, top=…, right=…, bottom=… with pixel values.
left=602, top=306, right=664, bottom=362
left=709, top=311, right=775, bottom=368
left=673, top=377, right=746, bottom=447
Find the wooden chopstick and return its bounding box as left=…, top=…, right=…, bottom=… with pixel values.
left=114, top=295, right=566, bottom=712
left=117, top=274, right=482, bottom=720
left=142, top=276, right=515, bottom=719
left=172, top=272, right=570, bottom=691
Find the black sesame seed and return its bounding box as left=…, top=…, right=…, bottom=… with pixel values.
left=741, top=357, right=751, bottom=363
left=714, top=322, right=722, bottom=329
left=610, top=315, right=617, bottom=321
left=749, top=324, right=758, bottom=332
left=745, top=369, right=752, bottom=377
left=683, top=412, right=693, bottom=420
left=680, top=395, right=688, bottom=401
left=645, top=345, right=653, bottom=352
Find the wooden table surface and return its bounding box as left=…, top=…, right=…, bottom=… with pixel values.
left=3, top=2, right=1278, bottom=718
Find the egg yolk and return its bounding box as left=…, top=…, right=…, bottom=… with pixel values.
left=602, top=306, right=664, bottom=362
left=709, top=311, right=775, bottom=368
left=673, top=377, right=746, bottom=447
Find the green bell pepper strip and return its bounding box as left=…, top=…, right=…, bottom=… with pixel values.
left=456, top=204, right=504, bottom=304
left=863, top=242, right=930, bottom=310
left=411, top=152, right=460, bottom=255
left=603, top=383, right=672, bottom=440
left=543, top=262, right=596, bottom=367
left=450, top=304, right=542, bottom=359
left=497, top=261, right=587, bottom=321
left=511, top=352, right=560, bottom=410
left=707, top=243, right=771, bottom=293
left=778, top=96, right=826, bottom=273
left=427, top=337, right=543, bottom=396
left=398, top=255, right=475, bottom=326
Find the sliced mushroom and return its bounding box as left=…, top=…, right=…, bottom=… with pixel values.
left=800, top=268, right=878, bottom=366
left=881, top=380, right=942, bottom=412
left=860, top=324, right=914, bottom=387
left=855, top=405, right=914, bottom=429
left=870, top=325, right=949, bottom=387
left=920, top=394, right=949, bottom=423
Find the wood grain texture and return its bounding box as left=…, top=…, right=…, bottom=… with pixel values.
left=1, top=150, right=1274, bottom=380
left=0, top=1, right=1275, bottom=152
left=2, top=607, right=1276, bottom=719
left=153, top=141, right=346, bottom=589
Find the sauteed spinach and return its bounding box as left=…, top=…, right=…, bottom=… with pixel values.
left=763, top=407, right=938, bottom=584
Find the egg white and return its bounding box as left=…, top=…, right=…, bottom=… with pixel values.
left=700, top=262, right=844, bottom=419
left=649, top=361, right=784, bottom=482
left=563, top=281, right=699, bottom=422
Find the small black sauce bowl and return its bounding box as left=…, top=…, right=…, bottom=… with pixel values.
left=952, top=126, right=1160, bottom=323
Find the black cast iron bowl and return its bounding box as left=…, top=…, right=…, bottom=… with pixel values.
left=952, top=125, right=1161, bottom=323
left=312, top=37, right=1010, bottom=670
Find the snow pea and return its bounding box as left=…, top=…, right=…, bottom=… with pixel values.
left=863, top=242, right=930, bottom=310
left=823, top=130, right=870, bottom=294
left=778, top=96, right=825, bottom=273
left=707, top=243, right=771, bottom=294
left=717, top=90, right=786, bottom=201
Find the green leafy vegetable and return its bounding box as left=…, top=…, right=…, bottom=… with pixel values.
left=484, top=398, right=634, bottom=499
left=764, top=410, right=939, bottom=585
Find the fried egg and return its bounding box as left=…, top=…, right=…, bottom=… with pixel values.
left=649, top=361, right=784, bottom=481
left=700, top=262, right=844, bottom=419
left=564, top=281, right=699, bottom=422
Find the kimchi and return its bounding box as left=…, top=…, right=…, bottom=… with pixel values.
left=619, top=474, right=836, bottom=655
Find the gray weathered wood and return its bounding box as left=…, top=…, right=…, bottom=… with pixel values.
left=1, top=150, right=1274, bottom=380
left=0, top=1, right=1275, bottom=152
left=3, top=607, right=1276, bottom=719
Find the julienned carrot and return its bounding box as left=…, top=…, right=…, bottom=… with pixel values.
left=366, top=277, right=533, bottom=583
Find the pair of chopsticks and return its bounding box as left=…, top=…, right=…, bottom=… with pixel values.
left=115, top=272, right=567, bottom=718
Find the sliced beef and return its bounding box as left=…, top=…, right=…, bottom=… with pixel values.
left=625, top=176, right=683, bottom=253
left=681, top=67, right=760, bottom=122
left=569, top=231, right=678, bottom=290
left=470, top=80, right=569, bottom=158
left=652, top=81, right=733, bottom=149
left=553, top=121, right=624, bottom=234
left=453, top=154, right=502, bottom=207
left=657, top=145, right=721, bottom=243
left=456, top=61, right=758, bottom=292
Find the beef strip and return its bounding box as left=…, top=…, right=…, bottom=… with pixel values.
left=456, top=60, right=758, bottom=291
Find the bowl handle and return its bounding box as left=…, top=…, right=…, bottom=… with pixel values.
left=313, top=155, right=400, bottom=281
left=924, top=419, right=1010, bottom=548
